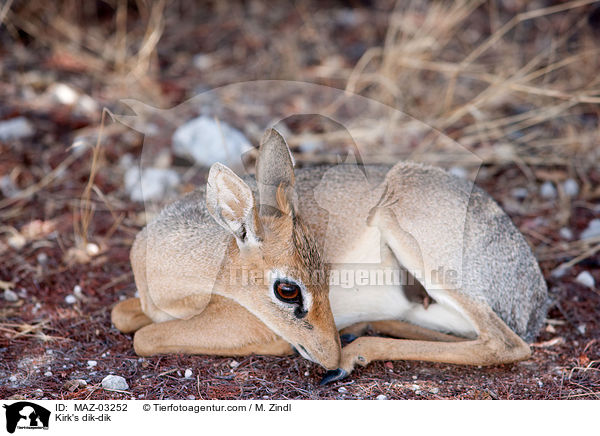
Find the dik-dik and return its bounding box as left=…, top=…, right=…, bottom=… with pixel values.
left=112, top=128, right=548, bottom=384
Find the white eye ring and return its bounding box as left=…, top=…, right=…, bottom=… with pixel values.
left=268, top=269, right=312, bottom=313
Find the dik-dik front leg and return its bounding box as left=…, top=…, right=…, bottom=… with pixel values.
left=321, top=291, right=532, bottom=385
left=132, top=295, right=294, bottom=357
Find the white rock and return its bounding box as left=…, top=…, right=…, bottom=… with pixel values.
left=298, top=140, right=322, bottom=153
left=229, top=360, right=239, bottom=368
left=511, top=187, right=528, bottom=200
left=7, top=232, right=26, bottom=250
left=429, top=387, right=440, bottom=394
left=101, top=375, right=129, bottom=391
left=577, top=324, right=587, bottom=335
left=551, top=266, right=568, bottom=278
left=376, top=394, right=387, bottom=400
left=87, top=360, right=97, bottom=368
left=37, top=252, right=48, bottom=265
left=0, top=175, right=21, bottom=197
left=50, top=83, right=79, bottom=105
left=184, top=369, right=193, bottom=379
left=75, top=94, right=99, bottom=115
left=4, top=289, right=18, bottom=302
left=559, top=227, right=573, bottom=240
left=124, top=167, right=180, bottom=202
left=563, top=179, right=579, bottom=197
left=575, top=271, right=595, bottom=288
left=86, top=243, right=100, bottom=256
left=44, top=371, right=53, bottom=377
left=0, top=117, right=34, bottom=141
left=337, top=386, right=347, bottom=393
left=9, top=375, right=17, bottom=382
left=193, top=54, right=215, bottom=71
left=172, top=116, right=251, bottom=167
left=581, top=219, right=600, bottom=240
left=448, top=166, right=467, bottom=179
left=73, top=285, right=83, bottom=297
left=64, top=294, right=77, bottom=304
left=118, top=153, right=134, bottom=169
left=540, top=181, right=557, bottom=199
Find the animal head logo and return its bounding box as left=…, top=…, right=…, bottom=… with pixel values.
left=3, top=402, right=50, bottom=434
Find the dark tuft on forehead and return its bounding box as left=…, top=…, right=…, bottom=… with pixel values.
left=291, top=217, right=327, bottom=289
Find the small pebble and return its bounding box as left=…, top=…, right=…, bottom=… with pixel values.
left=4, top=289, right=18, bottom=302
left=44, top=371, right=53, bottom=377
left=172, top=116, right=251, bottom=168
left=577, top=324, right=587, bottom=335
left=124, top=167, right=181, bottom=203
left=581, top=219, right=600, bottom=240
left=448, top=167, right=467, bottom=179
left=511, top=187, right=528, bottom=200
left=0, top=116, right=34, bottom=141
left=37, top=252, right=48, bottom=265
left=559, top=227, right=573, bottom=240
left=229, top=360, right=239, bottom=368
left=575, top=271, right=595, bottom=288
left=187, top=395, right=196, bottom=400
left=410, top=384, right=419, bottom=391
left=87, top=360, right=97, bottom=368
left=86, top=243, right=100, bottom=256
left=338, top=386, right=348, bottom=393
left=101, top=375, right=129, bottom=391
left=9, top=375, right=17, bottom=382
left=551, top=267, right=568, bottom=278
left=376, top=394, right=387, bottom=400
left=429, top=387, right=439, bottom=394
left=540, top=181, right=557, bottom=199
left=184, top=369, right=193, bottom=379
left=563, top=179, right=579, bottom=197
left=304, top=371, right=309, bottom=377
left=73, top=285, right=83, bottom=297
left=64, top=294, right=76, bottom=304
left=411, top=375, right=418, bottom=380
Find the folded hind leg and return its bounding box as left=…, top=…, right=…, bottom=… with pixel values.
left=340, top=320, right=465, bottom=342
left=111, top=298, right=152, bottom=333
left=321, top=291, right=532, bottom=385
left=133, top=295, right=294, bottom=357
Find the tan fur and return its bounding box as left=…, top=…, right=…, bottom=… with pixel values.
left=112, top=127, right=547, bottom=380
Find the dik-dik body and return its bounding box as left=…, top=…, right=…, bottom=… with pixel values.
left=112, top=128, right=548, bottom=384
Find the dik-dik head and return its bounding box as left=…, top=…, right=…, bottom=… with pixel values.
left=206, top=129, right=340, bottom=369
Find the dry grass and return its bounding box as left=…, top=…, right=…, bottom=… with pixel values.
left=0, top=0, right=599, bottom=400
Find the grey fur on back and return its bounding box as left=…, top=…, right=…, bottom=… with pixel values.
left=378, top=162, right=548, bottom=342
left=461, top=183, right=549, bottom=342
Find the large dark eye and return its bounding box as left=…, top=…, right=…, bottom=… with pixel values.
left=274, top=280, right=301, bottom=303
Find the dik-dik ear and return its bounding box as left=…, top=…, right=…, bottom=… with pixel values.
left=206, top=162, right=263, bottom=249
left=256, top=128, right=297, bottom=217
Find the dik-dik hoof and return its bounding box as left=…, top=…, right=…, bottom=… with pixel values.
left=340, top=333, right=358, bottom=345
left=319, top=368, right=348, bottom=386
